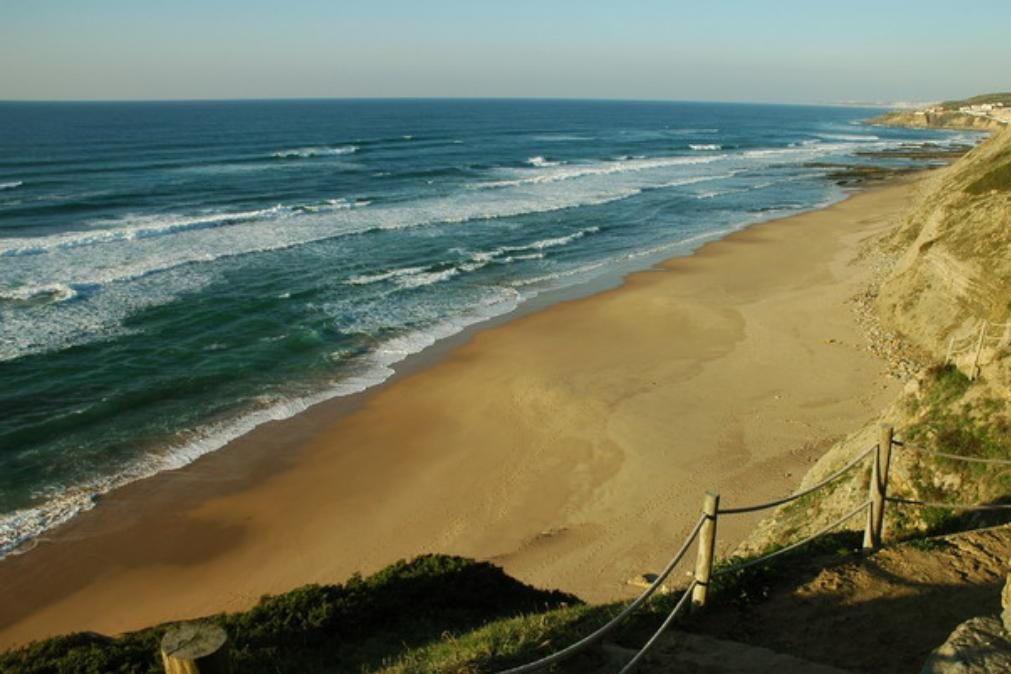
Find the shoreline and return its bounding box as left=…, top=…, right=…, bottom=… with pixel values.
left=0, top=176, right=919, bottom=650
left=0, top=194, right=842, bottom=562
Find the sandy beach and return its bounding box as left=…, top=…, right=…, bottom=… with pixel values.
left=0, top=178, right=917, bottom=650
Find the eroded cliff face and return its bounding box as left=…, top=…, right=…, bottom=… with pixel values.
left=872, top=110, right=1007, bottom=132
left=740, top=128, right=1011, bottom=555
left=877, top=126, right=1011, bottom=370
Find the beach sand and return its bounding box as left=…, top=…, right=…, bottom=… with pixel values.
left=0, top=178, right=916, bottom=650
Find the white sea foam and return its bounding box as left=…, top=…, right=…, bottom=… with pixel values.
left=530, top=134, right=592, bottom=142
left=526, top=156, right=562, bottom=167
left=509, top=226, right=599, bottom=251
left=0, top=181, right=23, bottom=190
left=396, top=268, right=460, bottom=289
left=345, top=226, right=599, bottom=290
left=689, top=144, right=723, bottom=151
left=622, top=228, right=737, bottom=261
left=498, top=252, right=544, bottom=264
left=346, top=266, right=429, bottom=286
left=653, top=172, right=740, bottom=189
left=478, top=154, right=726, bottom=189
left=0, top=140, right=855, bottom=363
left=461, top=226, right=601, bottom=268
left=0, top=206, right=287, bottom=258
left=815, top=133, right=880, bottom=142
left=272, top=145, right=358, bottom=159
left=0, top=266, right=212, bottom=363
left=0, top=283, right=79, bottom=305
left=0, top=286, right=526, bottom=559
left=741, top=141, right=857, bottom=161
left=295, top=198, right=370, bottom=213
left=508, top=260, right=609, bottom=287
left=0, top=189, right=642, bottom=364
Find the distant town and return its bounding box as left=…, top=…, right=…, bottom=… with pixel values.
left=918, top=100, right=1011, bottom=124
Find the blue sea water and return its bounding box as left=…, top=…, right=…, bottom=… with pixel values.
left=0, top=99, right=978, bottom=554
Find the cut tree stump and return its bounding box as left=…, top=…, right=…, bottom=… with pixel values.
left=160, top=622, right=231, bottom=674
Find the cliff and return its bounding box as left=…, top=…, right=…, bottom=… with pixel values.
left=877, top=125, right=1011, bottom=368
left=871, top=110, right=1006, bottom=132
left=741, top=126, right=1011, bottom=555
left=870, top=93, right=1011, bottom=132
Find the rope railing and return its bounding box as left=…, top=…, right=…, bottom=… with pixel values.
left=893, top=439, right=1011, bottom=466
left=491, top=423, right=1008, bottom=673
left=491, top=512, right=707, bottom=674
left=945, top=319, right=1010, bottom=378
left=712, top=501, right=871, bottom=577
left=615, top=580, right=698, bottom=674
left=718, top=446, right=874, bottom=515
left=155, top=420, right=1011, bottom=674
left=885, top=496, right=1011, bottom=511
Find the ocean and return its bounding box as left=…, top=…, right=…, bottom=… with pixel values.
left=0, top=98, right=978, bottom=556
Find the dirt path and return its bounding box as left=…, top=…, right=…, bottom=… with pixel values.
left=682, top=525, right=1011, bottom=673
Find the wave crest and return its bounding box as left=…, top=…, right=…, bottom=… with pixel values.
left=272, top=145, right=358, bottom=159
left=527, top=156, right=563, bottom=167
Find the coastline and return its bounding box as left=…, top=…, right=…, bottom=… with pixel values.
left=0, top=176, right=919, bottom=650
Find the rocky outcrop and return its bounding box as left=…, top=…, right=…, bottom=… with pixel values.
left=921, top=572, right=1011, bottom=673
left=919, top=617, right=1011, bottom=674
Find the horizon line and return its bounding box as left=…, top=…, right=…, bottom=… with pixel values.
left=0, top=95, right=911, bottom=109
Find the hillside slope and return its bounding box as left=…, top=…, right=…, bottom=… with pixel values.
left=877, top=125, right=1011, bottom=368
left=741, top=126, right=1011, bottom=552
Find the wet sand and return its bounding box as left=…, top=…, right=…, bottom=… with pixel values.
left=0, top=179, right=917, bottom=650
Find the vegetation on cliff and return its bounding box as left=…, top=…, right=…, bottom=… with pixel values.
left=0, top=555, right=584, bottom=674
left=741, top=124, right=1011, bottom=558
left=879, top=125, right=1011, bottom=355
left=870, top=92, right=1011, bottom=131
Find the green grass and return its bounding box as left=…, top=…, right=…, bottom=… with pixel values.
left=892, top=364, right=1011, bottom=537
left=965, top=155, right=1011, bottom=195
left=0, top=555, right=579, bottom=674
left=0, top=534, right=874, bottom=674
left=708, top=531, right=863, bottom=609
left=941, top=93, right=1011, bottom=109
left=4, top=522, right=937, bottom=674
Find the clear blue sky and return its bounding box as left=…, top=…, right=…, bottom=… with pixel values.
left=2, top=0, right=1009, bottom=103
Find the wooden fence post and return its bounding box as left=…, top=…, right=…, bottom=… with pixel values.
left=691, top=491, right=720, bottom=611
left=161, top=623, right=231, bottom=674
left=970, top=321, right=988, bottom=380
left=863, top=424, right=894, bottom=550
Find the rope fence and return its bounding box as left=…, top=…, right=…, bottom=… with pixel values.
left=490, top=421, right=1011, bottom=673
left=885, top=496, right=1011, bottom=511
left=492, top=430, right=894, bottom=674
left=155, top=420, right=1011, bottom=673
left=893, top=440, right=1011, bottom=466
left=615, top=580, right=698, bottom=674
left=713, top=501, right=871, bottom=577
left=945, top=319, right=1011, bottom=379
left=880, top=436, right=1011, bottom=526
left=717, top=446, right=873, bottom=515
left=491, top=513, right=707, bottom=674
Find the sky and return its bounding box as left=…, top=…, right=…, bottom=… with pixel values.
left=1, top=0, right=1009, bottom=104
